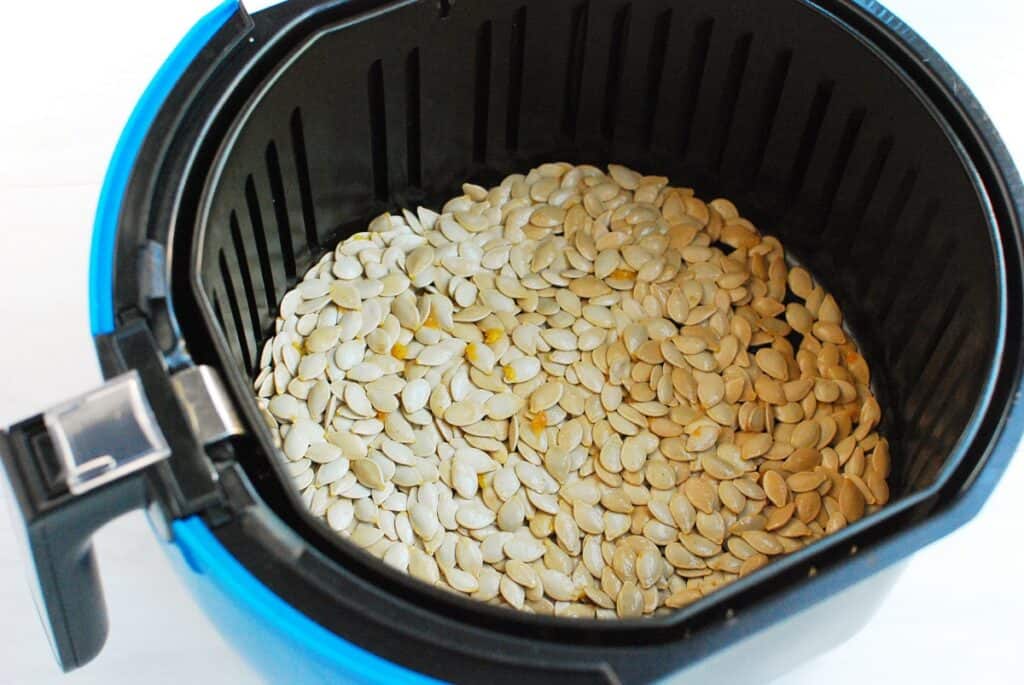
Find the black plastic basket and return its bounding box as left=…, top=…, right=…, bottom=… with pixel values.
left=3, top=1, right=1023, bottom=683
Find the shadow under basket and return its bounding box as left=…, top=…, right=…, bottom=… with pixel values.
left=105, top=0, right=1022, bottom=682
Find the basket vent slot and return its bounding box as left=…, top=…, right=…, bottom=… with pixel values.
left=368, top=60, right=389, bottom=201
left=473, top=22, right=493, bottom=163
left=677, top=18, right=713, bottom=156
left=874, top=200, right=939, bottom=323
left=505, top=6, right=526, bottom=152
left=745, top=49, right=792, bottom=188
left=710, top=32, right=752, bottom=171
left=812, top=108, right=866, bottom=234
left=228, top=211, right=262, bottom=346
left=889, top=237, right=961, bottom=367
left=265, top=141, right=296, bottom=280
left=786, top=80, right=834, bottom=207
left=289, top=107, right=318, bottom=250
left=219, top=249, right=252, bottom=371
left=905, top=320, right=972, bottom=481
left=830, top=134, right=892, bottom=253
left=405, top=49, right=422, bottom=188
left=903, top=282, right=967, bottom=383
left=641, top=9, right=672, bottom=149
left=245, top=176, right=277, bottom=315
left=601, top=4, right=631, bottom=141
left=881, top=213, right=948, bottom=326
left=212, top=294, right=227, bottom=337
left=852, top=164, right=915, bottom=266
left=561, top=2, right=589, bottom=140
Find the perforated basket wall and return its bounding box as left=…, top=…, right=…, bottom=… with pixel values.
left=194, top=0, right=998, bottom=511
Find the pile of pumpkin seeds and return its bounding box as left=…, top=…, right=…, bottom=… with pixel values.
left=252, top=163, right=891, bottom=619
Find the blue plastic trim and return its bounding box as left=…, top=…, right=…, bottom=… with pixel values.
left=88, top=0, right=240, bottom=336
left=171, top=516, right=443, bottom=685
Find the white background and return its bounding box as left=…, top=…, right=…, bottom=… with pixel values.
left=0, top=1, right=1021, bottom=682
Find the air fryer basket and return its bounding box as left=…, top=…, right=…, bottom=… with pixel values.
left=141, top=0, right=1019, bottom=679
left=192, top=0, right=998, bottom=537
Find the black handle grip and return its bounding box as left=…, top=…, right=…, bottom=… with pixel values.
left=1, top=414, right=149, bottom=671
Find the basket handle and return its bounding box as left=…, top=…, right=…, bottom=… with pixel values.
left=0, top=372, right=170, bottom=671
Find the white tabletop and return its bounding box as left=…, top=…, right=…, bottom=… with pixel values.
left=0, top=1, right=1020, bottom=683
